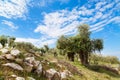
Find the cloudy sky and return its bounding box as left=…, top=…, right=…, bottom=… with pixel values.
left=0, top=0, right=120, bottom=58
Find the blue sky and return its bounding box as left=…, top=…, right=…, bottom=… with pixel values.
left=0, top=0, right=120, bottom=58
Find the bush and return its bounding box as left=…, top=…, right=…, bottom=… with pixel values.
left=90, top=54, right=120, bottom=64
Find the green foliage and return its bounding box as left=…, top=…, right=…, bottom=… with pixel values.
left=57, top=24, right=103, bottom=65
left=90, top=54, right=120, bottom=64
left=15, top=42, right=36, bottom=52
left=0, top=35, right=16, bottom=47
left=9, top=37, right=16, bottom=47
left=92, top=39, right=103, bottom=52
left=44, top=45, right=49, bottom=52
left=0, top=35, right=7, bottom=47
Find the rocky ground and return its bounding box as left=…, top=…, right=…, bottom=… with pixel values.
left=0, top=47, right=73, bottom=80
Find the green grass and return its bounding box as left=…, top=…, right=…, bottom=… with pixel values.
left=45, top=53, right=120, bottom=80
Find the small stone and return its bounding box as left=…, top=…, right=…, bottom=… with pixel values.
left=11, top=74, right=17, bottom=78
left=16, top=77, right=25, bottom=80
left=11, top=49, right=20, bottom=56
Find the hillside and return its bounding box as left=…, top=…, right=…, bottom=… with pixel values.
left=0, top=46, right=120, bottom=80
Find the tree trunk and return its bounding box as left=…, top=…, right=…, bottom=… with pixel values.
left=79, top=51, right=84, bottom=64
left=79, top=51, right=89, bottom=65
left=67, top=52, right=75, bottom=62
left=84, top=53, right=89, bottom=65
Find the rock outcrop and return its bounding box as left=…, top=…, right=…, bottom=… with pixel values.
left=0, top=48, right=72, bottom=80
left=2, top=63, right=23, bottom=71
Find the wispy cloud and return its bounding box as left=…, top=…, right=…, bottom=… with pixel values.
left=2, top=20, right=18, bottom=29
left=31, top=0, right=70, bottom=7
left=0, top=0, right=30, bottom=19
left=34, top=0, right=120, bottom=46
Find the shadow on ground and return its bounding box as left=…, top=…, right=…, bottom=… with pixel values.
left=86, top=64, right=120, bottom=78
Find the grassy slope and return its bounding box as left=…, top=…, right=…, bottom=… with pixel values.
left=0, top=52, right=120, bottom=80
left=45, top=54, right=120, bottom=80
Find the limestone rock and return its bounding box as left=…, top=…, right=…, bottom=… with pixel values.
left=0, top=43, right=3, bottom=49
left=46, top=69, right=57, bottom=79
left=36, top=63, right=42, bottom=74
left=0, top=48, right=9, bottom=54
left=60, top=70, right=71, bottom=79
left=25, top=57, right=35, bottom=64
left=3, top=63, right=23, bottom=71
left=11, top=49, right=20, bottom=56
left=5, top=54, right=15, bottom=60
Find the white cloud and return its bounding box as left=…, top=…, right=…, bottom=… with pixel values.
left=0, top=0, right=30, bottom=19
left=2, top=20, right=18, bottom=29
left=34, top=0, right=120, bottom=47
left=34, top=9, right=80, bottom=38
left=36, top=0, right=70, bottom=7
left=15, top=37, right=56, bottom=47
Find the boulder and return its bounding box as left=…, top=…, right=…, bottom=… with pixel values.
left=0, top=43, right=3, bottom=49
left=36, top=63, right=42, bottom=74
left=0, top=48, right=9, bottom=54
left=16, top=77, right=25, bottom=80
left=46, top=69, right=57, bottom=79
left=25, top=57, right=35, bottom=64
left=60, top=70, right=71, bottom=79
left=2, top=63, right=23, bottom=71
left=5, top=54, right=15, bottom=60
left=11, top=49, right=20, bottom=56
left=51, top=72, right=61, bottom=80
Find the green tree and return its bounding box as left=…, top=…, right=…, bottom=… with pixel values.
left=57, top=24, right=103, bottom=65
left=57, top=36, right=76, bottom=61
left=76, top=24, right=103, bottom=65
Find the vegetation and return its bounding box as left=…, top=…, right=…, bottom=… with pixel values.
left=0, top=24, right=120, bottom=80
left=90, top=54, right=120, bottom=64
left=0, top=35, right=7, bottom=47
left=57, top=24, right=103, bottom=65
left=0, top=35, right=16, bottom=47
left=15, top=42, right=37, bottom=52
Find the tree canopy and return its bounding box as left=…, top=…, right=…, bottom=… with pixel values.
left=57, top=24, right=103, bottom=65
